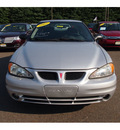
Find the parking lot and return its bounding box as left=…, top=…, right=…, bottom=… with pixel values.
left=0, top=48, right=119, bottom=122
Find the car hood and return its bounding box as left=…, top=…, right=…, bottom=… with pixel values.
left=100, top=31, right=120, bottom=36
left=0, top=32, right=25, bottom=37
left=11, top=41, right=107, bottom=70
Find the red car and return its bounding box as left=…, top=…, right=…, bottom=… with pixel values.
left=92, top=21, right=120, bottom=48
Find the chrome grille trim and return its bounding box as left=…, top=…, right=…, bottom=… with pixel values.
left=107, top=36, right=120, bottom=39
left=76, top=96, right=103, bottom=101
left=20, top=95, right=103, bottom=105
left=37, top=70, right=85, bottom=81
left=24, top=99, right=49, bottom=104
left=22, top=95, right=47, bottom=101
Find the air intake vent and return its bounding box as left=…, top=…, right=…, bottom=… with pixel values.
left=65, top=72, right=85, bottom=80
left=38, top=72, right=58, bottom=80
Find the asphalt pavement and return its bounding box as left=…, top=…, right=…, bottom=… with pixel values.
left=0, top=48, right=120, bottom=122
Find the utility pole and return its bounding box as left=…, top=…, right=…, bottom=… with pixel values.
left=105, top=7, right=109, bottom=21
left=51, top=7, right=53, bottom=20
left=108, top=7, right=109, bottom=21
left=105, top=7, right=107, bottom=21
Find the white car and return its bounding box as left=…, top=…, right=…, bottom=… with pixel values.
left=6, top=20, right=117, bottom=105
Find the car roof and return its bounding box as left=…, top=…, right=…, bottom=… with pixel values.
left=99, top=21, right=119, bottom=24
left=31, top=23, right=37, bottom=25
left=40, top=19, right=82, bottom=23
left=6, top=23, right=30, bottom=25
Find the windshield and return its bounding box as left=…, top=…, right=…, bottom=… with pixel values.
left=1, top=24, right=26, bottom=32
left=99, top=23, right=120, bottom=31
left=30, top=22, right=94, bottom=42
left=31, top=24, right=37, bottom=29
left=0, top=24, right=5, bottom=28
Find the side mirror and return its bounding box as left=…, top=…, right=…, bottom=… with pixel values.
left=95, top=34, right=103, bottom=41
left=19, top=34, right=27, bottom=40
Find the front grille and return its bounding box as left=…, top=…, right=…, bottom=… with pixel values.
left=21, top=95, right=103, bottom=105
left=38, top=71, right=85, bottom=81
left=4, top=37, right=14, bottom=43
left=65, top=72, right=85, bottom=80
left=38, top=72, right=58, bottom=80
left=49, top=96, right=103, bottom=104
left=24, top=99, right=49, bottom=103
left=22, top=95, right=47, bottom=100
left=48, top=97, right=74, bottom=100
left=50, top=101, right=72, bottom=104
left=22, top=95, right=49, bottom=104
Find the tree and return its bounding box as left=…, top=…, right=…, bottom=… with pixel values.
left=1, top=7, right=120, bottom=25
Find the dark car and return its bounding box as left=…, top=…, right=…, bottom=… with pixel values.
left=87, top=23, right=97, bottom=32
left=92, top=21, right=120, bottom=48
left=31, top=23, right=37, bottom=29
left=0, top=23, right=32, bottom=49
left=0, top=24, right=6, bottom=31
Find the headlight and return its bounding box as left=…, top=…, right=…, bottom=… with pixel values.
left=89, top=63, right=114, bottom=79
left=14, top=36, right=20, bottom=40
left=8, top=63, right=33, bottom=78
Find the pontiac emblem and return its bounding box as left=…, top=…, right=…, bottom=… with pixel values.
left=60, top=73, right=63, bottom=79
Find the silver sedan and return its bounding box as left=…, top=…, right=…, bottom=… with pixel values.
left=6, top=20, right=117, bottom=105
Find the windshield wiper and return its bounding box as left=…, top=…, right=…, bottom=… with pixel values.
left=56, top=38, right=86, bottom=42
left=30, top=37, right=50, bottom=41
left=30, top=37, right=88, bottom=42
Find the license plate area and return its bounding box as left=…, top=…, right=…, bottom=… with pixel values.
left=0, top=44, right=6, bottom=47
left=44, top=85, right=78, bottom=98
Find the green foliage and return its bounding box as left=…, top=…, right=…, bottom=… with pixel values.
left=0, top=7, right=120, bottom=25
left=0, top=8, right=10, bottom=24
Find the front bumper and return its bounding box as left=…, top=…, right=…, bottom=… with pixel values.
left=6, top=68, right=117, bottom=105
left=99, top=39, right=120, bottom=48
left=0, top=40, right=24, bottom=48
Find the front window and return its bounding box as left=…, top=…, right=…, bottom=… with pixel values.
left=27, top=24, right=32, bottom=30
left=30, top=21, right=94, bottom=42
left=1, top=24, right=26, bottom=32
left=99, top=23, right=120, bottom=31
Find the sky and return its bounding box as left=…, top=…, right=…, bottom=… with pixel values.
left=0, top=0, right=120, bottom=7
